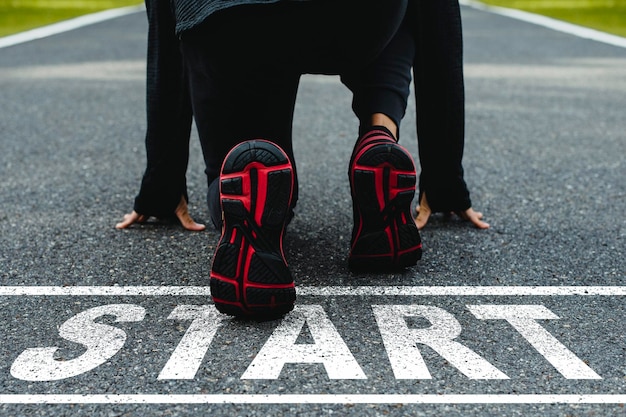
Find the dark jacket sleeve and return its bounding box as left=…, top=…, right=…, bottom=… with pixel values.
left=411, top=0, right=472, bottom=213
left=133, top=0, right=194, bottom=218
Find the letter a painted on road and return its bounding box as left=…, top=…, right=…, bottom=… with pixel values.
left=241, top=305, right=366, bottom=379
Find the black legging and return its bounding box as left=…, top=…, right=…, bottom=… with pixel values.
left=133, top=0, right=472, bottom=222
left=180, top=1, right=413, bottom=226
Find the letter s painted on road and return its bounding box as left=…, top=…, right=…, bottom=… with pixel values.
left=10, top=304, right=145, bottom=381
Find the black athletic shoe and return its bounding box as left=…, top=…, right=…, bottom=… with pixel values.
left=348, top=129, right=422, bottom=270
left=210, top=140, right=295, bottom=317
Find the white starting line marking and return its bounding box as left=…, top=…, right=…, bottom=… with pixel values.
left=2, top=286, right=623, bottom=405
left=0, top=394, right=623, bottom=405
left=0, top=285, right=624, bottom=296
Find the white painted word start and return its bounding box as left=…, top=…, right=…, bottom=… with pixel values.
left=11, top=304, right=601, bottom=382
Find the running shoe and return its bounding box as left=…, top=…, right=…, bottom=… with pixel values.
left=348, top=128, right=422, bottom=270
left=210, top=140, right=295, bottom=317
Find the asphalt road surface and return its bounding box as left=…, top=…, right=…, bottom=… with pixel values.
left=0, top=4, right=624, bottom=416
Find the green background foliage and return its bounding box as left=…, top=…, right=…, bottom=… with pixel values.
left=1, top=1, right=625, bottom=38
left=0, top=0, right=141, bottom=37
left=480, top=0, right=626, bottom=37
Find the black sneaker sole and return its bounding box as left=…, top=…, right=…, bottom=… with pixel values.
left=210, top=140, right=295, bottom=317
left=349, top=141, right=422, bottom=271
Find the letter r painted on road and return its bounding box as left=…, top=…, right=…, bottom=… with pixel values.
left=10, top=304, right=145, bottom=381
left=467, top=305, right=601, bottom=379
left=372, top=305, right=509, bottom=380
left=241, top=305, right=366, bottom=379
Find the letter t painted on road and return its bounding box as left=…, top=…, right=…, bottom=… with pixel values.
left=467, top=304, right=601, bottom=379
left=158, top=305, right=225, bottom=380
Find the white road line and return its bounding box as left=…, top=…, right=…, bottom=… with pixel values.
left=460, top=0, right=626, bottom=49
left=297, top=286, right=626, bottom=296
left=0, top=394, right=623, bottom=404
left=0, top=4, right=145, bottom=49
left=0, top=286, right=624, bottom=296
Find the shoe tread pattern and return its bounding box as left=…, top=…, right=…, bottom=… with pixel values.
left=211, top=140, right=295, bottom=318
left=349, top=141, right=422, bottom=271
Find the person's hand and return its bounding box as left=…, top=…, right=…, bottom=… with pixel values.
left=173, top=196, right=206, bottom=231
left=414, top=193, right=489, bottom=230
left=414, top=193, right=432, bottom=230
left=115, top=210, right=147, bottom=229
left=455, top=207, right=489, bottom=229
left=115, top=196, right=205, bottom=231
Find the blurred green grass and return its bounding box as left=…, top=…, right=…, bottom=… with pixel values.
left=1, top=1, right=625, bottom=39
left=479, top=0, right=626, bottom=37
left=0, top=0, right=141, bottom=37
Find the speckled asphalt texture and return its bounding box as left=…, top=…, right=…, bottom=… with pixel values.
left=0, top=5, right=624, bottom=417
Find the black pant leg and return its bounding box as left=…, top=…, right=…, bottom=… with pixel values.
left=412, top=0, right=471, bottom=212
left=134, top=0, right=194, bottom=217
left=180, top=13, right=301, bottom=228
left=341, top=11, right=415, bottom=137
left=179, top=0, right=410, bottom=227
